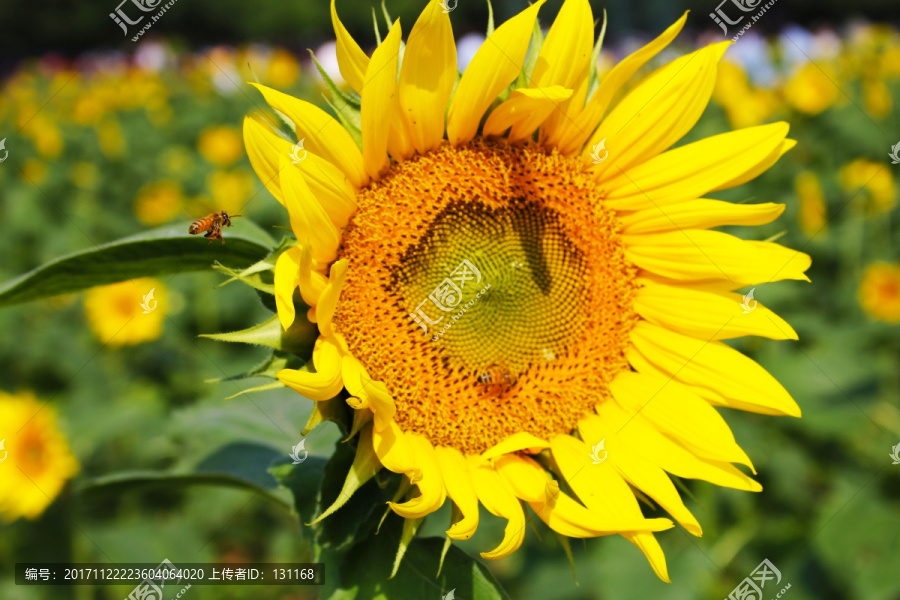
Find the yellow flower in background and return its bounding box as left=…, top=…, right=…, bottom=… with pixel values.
left=266, top=49, right=301, bottom=88
left=84, top=278, right=167, bottom=346
left=207, top=169, right=254, bottom=214
left=783, top=63, right=840, bottom=115
left=198, top=125, right=244, bottom=167
left=859, top=262, right=900, bottom=323
left=24, top=117, right=63, bottom=159
left=795, top=170, right=828, bottom=237
left=839, top=158, right=896, bottom=214
left=133, top=180, right=184, bottom=226
left=244, top=0, right=809, bottom=580
left=69, top=162, right=99, bottom=190
left=20, top=159, right=48, bottom=186
left=713, top=62, right=778, bottom=128
left=160, top=146, right=196, bottom=178
left=862, top=78, right=891, bottom=117
left=72, top=94, right=106, bottom=126
left=0, top=390, right=79, bottom=522
left=96, top=118, right=125, bottom=158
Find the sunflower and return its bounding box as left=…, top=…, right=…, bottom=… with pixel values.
left=243, top=0, right=810, bottom=581
left=0, top=390, right=79, bottom=521
left=859, top=262, right=900, bottom=323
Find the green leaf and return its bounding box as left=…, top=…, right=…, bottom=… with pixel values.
left=79, top=441, right=293, bottom=508
left=0, top=219, right=275, bottom=307
left=322, top=513, right=510, bottom=600
left=269, top=457, right=328, bottom=526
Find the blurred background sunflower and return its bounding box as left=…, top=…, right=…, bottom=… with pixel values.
left=0, top=0, right=899, bottom=599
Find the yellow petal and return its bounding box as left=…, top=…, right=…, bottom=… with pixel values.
left=596, top=399, right=761, bottom=491
left=399, top=0, right=457, bottom=153
left=602, top=122, right=790, bottom=210
left=482, top=86, right=574, bottom=141
left=313, top=259, right=349, bottom=339
left=313, top=423, right=380, bottom=523
left=341, top=354, right=371, bottom=406
left=250, top=83, right=368, bottom=188
left=277, top=336, right=343, bottom=400
left=493, top=453, right=549, bottom=503
left=619, top=199, right=785, bottom=235
left=372, top=419, right=420, bottom=480
left=531, top=0, right=593, bottom=137
left=366, top=378, right=397, bottom=430
left=297, top=243, right=328, bottom=306
left=497, top=449, right=673, bottom=536
left=361, top=21, right=402, bottom=179
left=296, top=153, right=358, bottom=228
left=274, top=246, right=302, bottom=330
left=634, top=280, right=797, bottom=340
left=243, top=115, right=288, bottom=205
left=446, top=0, right=545, bottom=145
left=330, top=0, right=370, bottom=92
left=435, top=446, right=480, bottom=540
left=552, top=11, right=688, bottom=154
left=280, top=158, right=340, bottom=264
left=623, top=229, right=811, bottom=287
left=244, top=114, right=357, bottom=224
left=712, top=139, right=796, bottom=192
left=588, top=42, right=728, bottom=176
left=628, top=320, right=802, bottom=417
left=578, top=414, right=702, bottom=536
left=552, top=434, right=673, bottom=582
left=610, top=371, right=754, bottom=469
left=468, top=455, right=526, bottom=559
left=482, top=431, right=551, bottom=461
left=389, top=434, right=446, bottom=519
left=532, top=0, right=593, bottom=89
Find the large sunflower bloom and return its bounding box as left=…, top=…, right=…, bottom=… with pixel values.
left=244, top=0, right=809, bottom=581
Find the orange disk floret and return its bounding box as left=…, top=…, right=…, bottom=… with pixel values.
left=333, top=139, right=638, bottom=454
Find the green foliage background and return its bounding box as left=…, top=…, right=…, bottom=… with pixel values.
left=1, top=1, right=899, bottom=599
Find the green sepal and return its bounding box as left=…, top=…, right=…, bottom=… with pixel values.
left=309, top=50, right=363, bottom=150
left=207, top=350, right=304, bottom=384
left=586, top=9, right=609, bottom=100
left=200, top=313, right=317, bottom=357
left=515, top=19, right=544, bottom=90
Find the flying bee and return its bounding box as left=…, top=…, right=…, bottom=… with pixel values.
left=188, top=211, right=240, bottom=243
left=477, top=361, right=518, bottom=398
